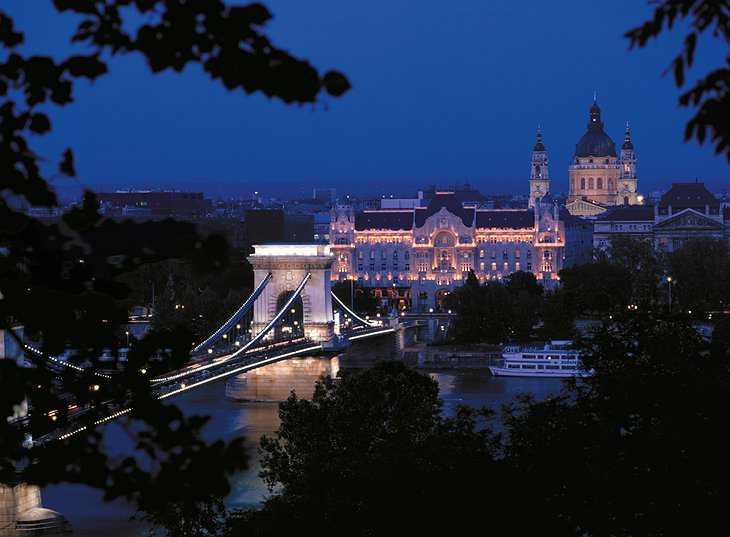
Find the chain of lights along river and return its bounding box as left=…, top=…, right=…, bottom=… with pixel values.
left=43, top=357, right=562, bottom=537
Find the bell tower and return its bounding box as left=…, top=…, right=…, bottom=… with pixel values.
left=618, top=123, right=640, bottom=204
left=529, top=127, right=550, bottom=209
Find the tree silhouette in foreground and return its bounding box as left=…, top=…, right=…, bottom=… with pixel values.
left=626, top=0, right=730, bottom=160
left=229, top=312, right=730, bottom=536
left=0, top=1, right=349, bottom=535
left=224, top=361, right=499, bottom=537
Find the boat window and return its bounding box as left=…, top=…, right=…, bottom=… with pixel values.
left=546, top=365, right=560, bottom=370
left=560, top=366, right=574, bottom=370
left=508, top=364, right=520, bottom=369
left=537, top=365, right=544, bottom=369
left=523, top=354, right=533, bottom=359
left=522, top=365, right=536, bottom=369
left=537, top=355, right=543, bottom=359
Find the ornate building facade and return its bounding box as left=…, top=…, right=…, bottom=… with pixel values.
left=329, top=191, right=593, bottom=312
left=593, top=182, right=730, bottom=252
left=566, top=98, right=641, bottom=217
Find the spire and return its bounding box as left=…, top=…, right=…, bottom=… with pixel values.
left=534, top=126, right=545, bottom=151
left=622, top=121, right=633, bottom=150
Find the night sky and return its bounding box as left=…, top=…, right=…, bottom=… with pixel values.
left=7, top=1, right=730, bottom=200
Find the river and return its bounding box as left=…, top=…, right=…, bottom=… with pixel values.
left=42, top=360, right=563, bottom=536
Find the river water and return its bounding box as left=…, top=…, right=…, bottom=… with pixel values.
left=43, top=360, right=563, bottom=536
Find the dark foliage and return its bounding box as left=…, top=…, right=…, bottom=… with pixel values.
left=331, top=280, right=378, bottom=313
left=0, top=1, right=348, bottom=534
left=667, top=237, right=730, bottom=314
left=223, top=361, right=499, bottom=537
left=502, top=312, right=730, bottom=535
left=626, top=0, right=730, bottom=160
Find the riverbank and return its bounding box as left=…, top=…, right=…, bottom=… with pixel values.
left=404, top=342, right=501, bottom=369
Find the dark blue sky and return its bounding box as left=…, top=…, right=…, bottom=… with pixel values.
left=7, top=1, right=730, bottom=199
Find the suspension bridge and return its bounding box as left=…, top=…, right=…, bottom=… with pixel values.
left=22, top=244, right=399, bottom=443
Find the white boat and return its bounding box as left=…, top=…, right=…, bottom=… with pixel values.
left=488, top=340, right=592, bottom=378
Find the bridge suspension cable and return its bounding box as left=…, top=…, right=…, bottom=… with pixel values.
left=331, top=291, right=375, bottom=327
left=151, top=272, right=311, bottom=384
left=227, top=271, right=311, bottom=358
left=23, top=344, right=112, bottom=379
left=192, top=272, right=272, bottom=354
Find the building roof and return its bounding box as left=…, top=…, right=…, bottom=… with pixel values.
left=559, top=207, right=594, bottom=226
left=597, top=205, right=655, bottom=222
left=414, top=193, right=475, bottom=227
left=574, top=99, right=617, bottom=158
left=658, top=182, right=719, bottom=210
left=475, top=210, right=534, bottom=229
left=355, top=211, right=413, bottom=231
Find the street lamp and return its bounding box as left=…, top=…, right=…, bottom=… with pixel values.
left=667, top=276, right=673, bottom=311
left=125, top=330, right=129, bottom=347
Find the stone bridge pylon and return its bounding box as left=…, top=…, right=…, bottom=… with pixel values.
left=248, top=244, right=335, bottom=342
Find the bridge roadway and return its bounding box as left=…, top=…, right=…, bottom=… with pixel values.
left=49, top=324, right=394, bottom=442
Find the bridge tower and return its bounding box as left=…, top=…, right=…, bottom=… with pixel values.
left=248, top=244, right=335, bottom=342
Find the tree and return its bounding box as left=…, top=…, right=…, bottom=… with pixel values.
left=0, top=1, right=349, bottom=534
left=597, top=235, right=665, bottom=307
left=223, top=361, right=498, bottom=537
left=667, top=237, right=730, bottom=314
left=626, top=0, right=730, bottom=161
left=505, top=271, right=542, bottom=341
left=331, top=280, right=378, bottom=314
left=559, top=261, right=632, bottom=316
left=537, top=288, right=576, bottom=340
left=500, top=312, right=730, bottom=536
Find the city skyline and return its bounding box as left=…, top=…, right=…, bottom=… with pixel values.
left=7, top=1, right=730, bottom=201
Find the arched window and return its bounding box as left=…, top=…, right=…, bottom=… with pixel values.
left=624, top=196, right=629, bottom=205
left=571, top=179, right=575, bottom=191
left=588, top=177, right=595, bottom=189
left=597, top=177, right=603, bottom=189
left=580, top=177, right=585, bottom=189
left=608, top=178, right=614, bottom=190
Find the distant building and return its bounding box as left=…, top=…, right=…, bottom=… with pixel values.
left=381, top=198, right=420, bottom=209
left=593, top=182, right=730, bottom=252
left=419, top=183, right=487, bottom=206
left=565, top=98, right=641, bottom=216
left=313, top=213, right=331, bottom=243
left=244, top=209, right=317, bottom=252
left=313, top=188, right=337, bottom=204
left=97, top=190, right=212, bottom=217
left=284, top=214, right=314, bottom=243
left=244, top=209, right=285, bottom=254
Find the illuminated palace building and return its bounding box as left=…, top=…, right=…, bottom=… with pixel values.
left=329, top=132, right=594, bottom=311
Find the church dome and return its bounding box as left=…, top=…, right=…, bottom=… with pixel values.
left=574, top=99, right=617, bottom=158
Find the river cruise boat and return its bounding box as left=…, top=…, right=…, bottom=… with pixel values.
left=488, top=340, right=592, bottom=378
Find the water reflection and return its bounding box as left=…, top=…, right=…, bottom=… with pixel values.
left=43, top=357, right=564, bottom=536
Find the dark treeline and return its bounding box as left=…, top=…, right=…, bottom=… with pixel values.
left=119, top=221, right=254, bottom=342
left=223, top=310, right=730, bottom=537
left=445, top=236, right=730, bottom=345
